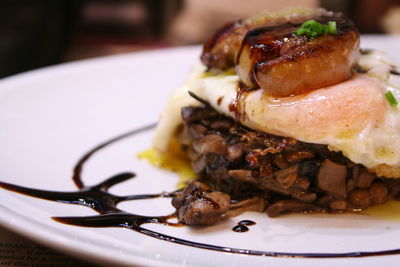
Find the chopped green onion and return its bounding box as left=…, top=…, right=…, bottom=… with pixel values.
left=304, top=19, right=322, bottom=34
left=321, top=25, right=329, bottom=34
left=295, top=28, right=306, bottom=35
left=385, top=91, right=398, bottom=107
left=294, top=20, right=337, bottom=37
left=328, top=21, right=337, bottom=34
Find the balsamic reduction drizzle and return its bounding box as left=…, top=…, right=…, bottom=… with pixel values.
left=390, top=69, right=400, bottom=76
left=238, top=220, right=256, bottom=226
left=72, top=123, right=156, bottom=189
left=232, top=225, right=249, bottom=233
left=2, top=124, right=400, bottom=258
left=232, top=220, right=256, bottom=232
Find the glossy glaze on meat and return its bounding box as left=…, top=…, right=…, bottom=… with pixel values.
left=236, top=16, right=359, bottom=96
left=201, top=9, right=360, bottom=97
left=201, top=8, right=333, bottom=71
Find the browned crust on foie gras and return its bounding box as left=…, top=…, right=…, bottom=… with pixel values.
left=236, top=18, right=360, bottom=97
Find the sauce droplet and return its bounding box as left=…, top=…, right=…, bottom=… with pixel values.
left=232, top=220, right=256, bottom=232
left=232, top=225, right=249, bottom=232
left=238, top=220, right=256, bottom=226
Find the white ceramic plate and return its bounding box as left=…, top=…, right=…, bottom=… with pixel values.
left=1, top=36, right=400, bottom=267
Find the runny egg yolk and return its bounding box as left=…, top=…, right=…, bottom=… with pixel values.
left=138, top=138, right=195, bottom=188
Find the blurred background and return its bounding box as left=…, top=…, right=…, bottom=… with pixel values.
left=0, top=0, right=399, bottom=78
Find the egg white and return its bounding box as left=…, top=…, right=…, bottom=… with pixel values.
left=153, top=51, right=400, bottom=176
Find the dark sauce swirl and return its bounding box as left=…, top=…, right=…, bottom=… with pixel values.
left=1, top=123, right=400, bottom=259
